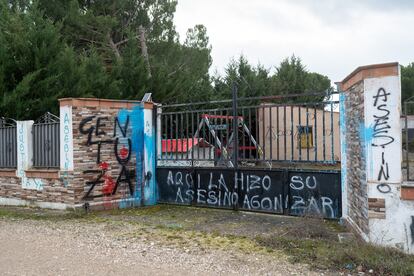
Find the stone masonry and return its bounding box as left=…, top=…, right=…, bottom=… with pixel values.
left=0, top=98, right=156, bottom=210
left=343, top=81, right=369, bottom=234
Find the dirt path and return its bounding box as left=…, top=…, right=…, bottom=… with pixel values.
left=0, top=218, right=321, bottom=276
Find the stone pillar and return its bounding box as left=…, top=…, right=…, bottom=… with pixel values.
left=340, top=62, right=414, bottom=254
left=16, top=120, right=44, bottom=191
left=16, top=121, right=34, bottom=178
left=60, top=105, right=74, bottom=188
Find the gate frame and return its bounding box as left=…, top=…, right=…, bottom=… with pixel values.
left=0, top=117, right=17, bottom=169
left=155, top=86, right=342, bottom=219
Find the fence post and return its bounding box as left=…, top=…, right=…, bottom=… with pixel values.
left=156, top=104, right=162, bottom=161
left=232, top=82, right=239, bottom=210
left=143, top=102, right=157, bottom=206
left=232, top=83, right=239, bottom=169
left=405, top=101, right=410, bottom=181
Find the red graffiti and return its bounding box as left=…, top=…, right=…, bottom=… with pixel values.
left=102, top=175, right=115, bottom=195
left=119, top=145, right=129, bottom=159
left=99, top=162, right=109, bottom=171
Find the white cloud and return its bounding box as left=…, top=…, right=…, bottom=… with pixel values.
left=175, top=0, right=414, bottom=83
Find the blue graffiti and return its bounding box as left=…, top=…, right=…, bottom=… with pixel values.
left=143, top=116, right=156, bottom=205
left=359, top=124, right=374, bottom=145
left=118, top=106, right=146, bottom=208
left=339, top=93, right=347, bottom=195
left=80, top=105, right=156, bottom=208
left=359, top=123, right=375, bottom=176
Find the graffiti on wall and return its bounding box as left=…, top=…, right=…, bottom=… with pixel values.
left=157, top=168, right=341, bottom=219
left=60, top=106, right=74, bottom=187
left=142, top=108, right=156, bottom=205
left=79, top=108, right=144, bottom=203
left=364, top=76, right=402, bottom=186
left=266, top=127, right=334, bottom=141
left=17, top=121, right=44, bottom=191
left=372, top=88, right=393, bottom=184
left=410, top=216, right=414, bottom=245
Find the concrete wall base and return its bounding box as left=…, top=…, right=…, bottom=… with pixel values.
left=0, top=197, right=69, bottom=210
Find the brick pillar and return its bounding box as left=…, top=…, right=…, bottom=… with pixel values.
left=60, top=98, right=157, bottom=210
left=340, top=63, right=414, bottom=254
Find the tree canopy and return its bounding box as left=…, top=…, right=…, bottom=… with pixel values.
left=1, top=0, right=334, bottom=120
left=212, top=55, right=331, bottom=102
left=402, top=63, right=414, bottom=101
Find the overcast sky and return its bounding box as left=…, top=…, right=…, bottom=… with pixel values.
left=174, top=0, right=414, bottom=83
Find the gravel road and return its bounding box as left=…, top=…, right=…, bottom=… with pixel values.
left=0, top=217, right=323, bottom=276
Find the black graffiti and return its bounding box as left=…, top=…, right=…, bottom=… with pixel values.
left=372, top=87, right=394, bottom=182
left=80, top=115, right=135, bottom=199
left=373, top=88, right=390, bottom=107
left=79, top=116, right=112, bottom=146
left=112, top=166, right=134, bottom=196
left=79, top=116, right=95, bottom=143
left=266, top=127, right=333, bottom=140
left=83, top=169, right=105, bottom=199
left=112, top=116, right=134, bottom=197
left=376, top=183, right=391, bottom=194
left=158, top=168, right=341, bottom=219
left=114, top=116, right=129, bottom=137
left=410, top=216, right=414, bottom=245
left=372, top=88, right=394, bottom=147
left=114, top=138, right=132, bottom=165
left=79, top=116, right=113, bottom=164
left=82, top=167, right=135, bottom=199
left=378, top=152, right=390, bottom=182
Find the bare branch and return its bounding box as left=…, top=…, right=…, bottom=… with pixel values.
left=167, top=63, right=186, bottom=78
left=79, top=37, right=103, bottom=45
left=115, top=36, right=139, bottom=47
left=107, top=33, right=121, bottom=60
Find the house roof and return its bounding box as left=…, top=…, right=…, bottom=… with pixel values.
left=161, top=138, right=211, bottom=153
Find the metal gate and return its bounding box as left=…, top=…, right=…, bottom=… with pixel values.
left=32, top=112, right=60, bottom=168
left=0, top=118, right=17, bottom=168
left=156, top=89, right=341, bottom=218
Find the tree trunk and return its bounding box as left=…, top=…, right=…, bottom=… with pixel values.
left=107, top=33, right=121, bottom=61
left=138, top=25, right=152, bottom=79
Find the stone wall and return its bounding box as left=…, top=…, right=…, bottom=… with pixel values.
left=342, top=81, right=369, bottom=235
left=70, top=99, right=138, bottom=208
left=0, top=98, right=157, bottom=210
left=340, top=62, right=414, bottom=254
left=0, top=119, right=72, bottom=209
left=0, top=173, right=74, bottom=208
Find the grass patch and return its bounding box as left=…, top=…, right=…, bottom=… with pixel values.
left=256, top=234, right=414, bottom=275
left=0, top=207, right=86, bottom=221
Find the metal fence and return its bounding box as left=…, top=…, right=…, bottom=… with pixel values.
left=0, top=118, right=17, bottom=168
left=403, top=97, right=414, bottom=181
left=32, top=113, right=60, bottom=168
left=157, top=89, right=340, bottom=168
